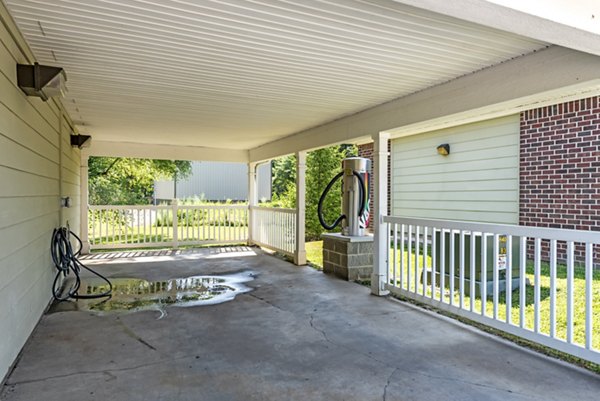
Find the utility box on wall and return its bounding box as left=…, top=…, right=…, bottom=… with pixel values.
left=423, top=230, right=523, bottom=297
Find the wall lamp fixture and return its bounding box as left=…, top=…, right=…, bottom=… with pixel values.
left=70, top=134, right=92, bottom=149
left=437, top=143, right=450, bottom=156
left=17, top=62, right=67, bottom=101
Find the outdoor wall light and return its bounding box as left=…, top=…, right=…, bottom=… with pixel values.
left=17, top=62, right=67, bottom=101
left=70, top=134, right=91, bottom=149
left=437, top=143, right=450, bottom=156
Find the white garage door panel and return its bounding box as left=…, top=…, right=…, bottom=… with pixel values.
left=391, top=115, right=519, bottom=224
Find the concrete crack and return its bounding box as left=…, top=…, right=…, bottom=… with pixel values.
left=247, top=292, right=284, bottom=311
left=308, top=314, right=393, bottom=369
left=5, top=356, right=191, bottom=386
left=383, top=368, right=399, bottom=401
left=116, top=319, right=157, bottom=351
left=309, top=314, right=332, bottom=344
left=396, top=367, right=534, bottom=398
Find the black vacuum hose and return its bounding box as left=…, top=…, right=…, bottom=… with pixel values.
left=318, top=170, right=366, bottom=230
left=51, top=227, right=112, bottom=301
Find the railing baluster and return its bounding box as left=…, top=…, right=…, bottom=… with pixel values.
left=449, top=229, right=455, bottom=306
left=440, top=229, right=445, bottom=302
left=567, top=241, right=574, bottom=344
left=481, top=233, right=487, bottom=316
left=386, top=224, right=392, bottom=286
left=105, top=210, right=109, bottom=244
left=407, top=225, right=413, bottom=292
left=393, top=224, right=397, bottom=286
left=415, top=226, right=420, bottom=294
left=431, top=227, right=436, bottom=299
left=400, top=224, right=405, bottom=290
left=422, top=227, right=428, bottom=296
left=97, top=209, right=101, bottom=245
left=493, top=234, right=500, bottom=320
left=506, top=235, right=512, bottom=325
left=399, top=224, right=406, bottom=288
left=519, top=236, right=527, bottom=329
left=202, top=207, right=206, bottom=240
left=124, top=210, right=129, bottom=244
left=586, top=242, right=593, bottom=350
left=550, top=239, right=557, bottom=337
left=534, top=237, right=541, bottom=333
left=470, top=232, right=476, bottom=312
left=459, top=230, right=465, bottom=309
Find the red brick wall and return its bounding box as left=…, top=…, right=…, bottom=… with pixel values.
left=358, top=142, right=391, bottom=229
left=520, top=96, right=600, bottom=263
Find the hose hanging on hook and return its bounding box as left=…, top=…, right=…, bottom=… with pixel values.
left=51, top=226, right=112, bottom=301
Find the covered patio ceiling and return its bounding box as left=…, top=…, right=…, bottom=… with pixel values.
left=3, top=0, right=600, bottom=161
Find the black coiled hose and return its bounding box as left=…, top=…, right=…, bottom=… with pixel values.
left=51, top=227, right=112, bottom=301
left=317, top=170, right=366, bottom=230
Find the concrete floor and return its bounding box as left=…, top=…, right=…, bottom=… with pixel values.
left=2, top=247, right=600, bottom=401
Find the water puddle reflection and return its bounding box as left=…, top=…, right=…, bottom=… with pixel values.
left=50, top=271, right=255, bottom=317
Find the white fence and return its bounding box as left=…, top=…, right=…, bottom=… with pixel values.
left=250, top=206, right=296, bottom=256
left=383, top=216, right=600, bottom=364
left=89, top=204, right=249, bottom=249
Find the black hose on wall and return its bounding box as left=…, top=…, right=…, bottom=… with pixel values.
left=51, top=226, right=112, bottom=301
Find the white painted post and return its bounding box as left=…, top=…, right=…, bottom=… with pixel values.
left=247, top=162, right=258, bottom=245
left=80, top=154, right=90, bottom=254
left=294, top=151, right=307, bottom=265
left=172, top=198, right=178, bottom=249
left=372, top=132, right=390, bottom=296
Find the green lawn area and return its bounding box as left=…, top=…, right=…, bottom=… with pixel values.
left=306, top=241, right=323, bottom=269
left=305, top=240, right=600, bottom=350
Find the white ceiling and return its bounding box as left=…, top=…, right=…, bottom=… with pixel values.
left=4, top=0, right=547, bottom=150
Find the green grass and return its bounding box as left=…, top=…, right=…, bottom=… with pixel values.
left=306, top=241, right=324, bottom=269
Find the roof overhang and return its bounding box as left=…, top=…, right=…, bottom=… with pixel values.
left=3, top=0, right=600, bottom=162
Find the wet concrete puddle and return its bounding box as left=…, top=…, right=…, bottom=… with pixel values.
left=50, top=271, right=255, bottom=317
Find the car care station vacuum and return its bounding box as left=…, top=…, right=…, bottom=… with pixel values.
left=318, top=157, right=374, bottom=281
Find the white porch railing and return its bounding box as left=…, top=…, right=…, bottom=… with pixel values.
left=383, top=216, right=600, bottom=364
left=89, top=204, right=248, bottom=249
left=250, top=206, right=296, bottom=256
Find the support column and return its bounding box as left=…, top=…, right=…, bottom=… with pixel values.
left=247, top=162, right=258, bottom=245
left=371, top=132, right=390, bottom=296
left=80, top=154, right=90, bottom=254
left=294, top=151, right=307, bottom=265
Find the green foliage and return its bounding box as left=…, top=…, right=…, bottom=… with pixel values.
left=271, top=155, right=296, bottom=198
left=155, top=197, right=247, bottom=228
left=271, top=144, right=357, bottom=240
left=89, top=157, right=192, bottom=205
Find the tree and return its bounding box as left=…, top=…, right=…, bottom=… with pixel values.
left=305, top=145, right=357, bottom=240
left=270, top=155, right=296, bottom=198
left=89, top=157, right=192, bottom=205
left=271, top=144, right=357, bottom=240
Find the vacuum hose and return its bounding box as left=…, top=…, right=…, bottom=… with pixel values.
left=318, top=170, right=366, bottom=230
left=51, top=226, right=112, bottom=301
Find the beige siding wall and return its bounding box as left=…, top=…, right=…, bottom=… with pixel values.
left=391, top=115, right=519, bottom=224
left=0, top=5, right=80, bottom=382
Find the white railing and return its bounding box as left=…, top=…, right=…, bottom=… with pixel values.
left=89, top=204, right=248, bottom=249
left=383, top=216, right=600, bottom=364
left=251, top=206, right=296, bottom=256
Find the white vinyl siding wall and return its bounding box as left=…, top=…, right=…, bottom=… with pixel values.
left=0, top=4, right=80, bottom=382
left=391, top=115, right=519, bottom=224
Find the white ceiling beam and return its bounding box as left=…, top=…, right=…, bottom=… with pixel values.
left=84, top=140, right=249, bottom=163
left=249, top=46, right=600, bottom=162
left=391, top=0, right=600, bottom=56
